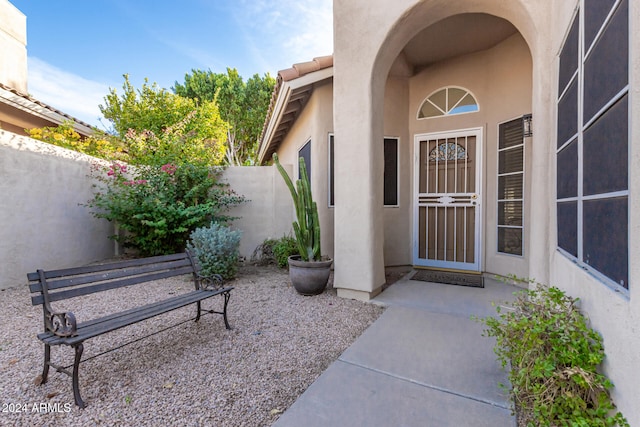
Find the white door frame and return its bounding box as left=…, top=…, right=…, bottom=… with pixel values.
left=413, top=127, right=483, bottom=271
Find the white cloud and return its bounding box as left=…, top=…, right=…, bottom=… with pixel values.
left=235, top=0, right=333, bottom=73
left=27, top=57, right=111, bottom=128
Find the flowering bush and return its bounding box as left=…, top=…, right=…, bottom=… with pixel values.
left=86, top=161, right=245, bottom=256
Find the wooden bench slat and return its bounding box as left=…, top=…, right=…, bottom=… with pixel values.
left=50, top=288, right=229, bottom=332
left=38, top=287, right=233, bottom=346
left=26, top=253, right=189, bottom=281
left=29, top=258, right=193, bottom=293
left=31, top=266, right=195, bottom=306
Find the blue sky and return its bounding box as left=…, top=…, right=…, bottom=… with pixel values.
left=9, top=0, right=333, bottom=128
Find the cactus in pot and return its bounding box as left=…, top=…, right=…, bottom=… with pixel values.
left=273, top=153, right=321, bottom=261
left=273, top=153, right=331, bottom=295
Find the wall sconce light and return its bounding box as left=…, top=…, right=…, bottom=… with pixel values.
left=522, top=113, right=533, bottom=137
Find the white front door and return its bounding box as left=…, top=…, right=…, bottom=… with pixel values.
left=413, top=128, right=482, bottom=271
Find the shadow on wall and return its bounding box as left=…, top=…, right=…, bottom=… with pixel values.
left=0, top=130, right=114, bottom=290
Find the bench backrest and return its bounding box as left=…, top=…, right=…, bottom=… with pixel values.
left=29, top=253, right=198, bottom=306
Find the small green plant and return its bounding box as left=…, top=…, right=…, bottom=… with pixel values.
left=187, top=222, right=242, bottom=280
left=479, top=283, right=628, bottom=426
left=86, top=162, right=244, bottom=256
left=272, top=154, right=321, bottom=261
left=272, top=235, right=299, bottom=268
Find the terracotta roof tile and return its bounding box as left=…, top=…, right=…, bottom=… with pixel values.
left=258, top=55, right=333, bottom=164
left=0, top=81, right=94, bottom=131
left=278, top=55, right=333, bottom=82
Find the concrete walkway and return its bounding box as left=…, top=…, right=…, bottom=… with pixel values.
left=273, top=273, right=520, bottom=427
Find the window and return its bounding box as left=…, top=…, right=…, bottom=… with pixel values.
left=556, top=0, right=628, bottom=290
left=328, top=134, right=334, bottom=207
left=418, top=87, right=479, bottom=119
left=497, top=118, right=525, bottom=256
left=384, top=138, right=399, bottom=206
left=298, top=140, right=311, bottom=181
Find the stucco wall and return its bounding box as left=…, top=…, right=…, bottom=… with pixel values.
left=0, top=130, right=114, bottom=290
left=383, top=77, right=411, bottom=266
left=221, top=166, right=295, bottom=259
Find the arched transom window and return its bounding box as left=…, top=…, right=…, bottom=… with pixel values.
left=418, top=86, right=479, bottom=119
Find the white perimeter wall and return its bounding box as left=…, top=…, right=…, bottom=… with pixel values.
left=222, top=165, right=295, bottom=260
left=0, top=130, right=295, bottom=290
left=0, top=130, right=114, bottom=289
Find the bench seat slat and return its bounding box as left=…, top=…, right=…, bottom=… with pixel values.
left=31, top=266, right=195, bottom=306
left=38, top=287, right=233, bottom=346
left=29, top=258, right=193, bottom=294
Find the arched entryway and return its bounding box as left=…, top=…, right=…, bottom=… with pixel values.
left=332, top=1, right=540, bottom=299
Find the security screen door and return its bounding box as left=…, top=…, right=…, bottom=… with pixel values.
left=414, top=129, right=482, bottom=271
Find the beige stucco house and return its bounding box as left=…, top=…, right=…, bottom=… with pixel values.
left=259, top=0, right=639, bottom=424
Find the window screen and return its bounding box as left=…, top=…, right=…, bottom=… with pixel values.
left=328, top=134, right=334, bottom=207
left=497, top=118, right=524, bottom=256
left=298, top=140, right=311, bottom=181
left=384, top=138, right=399, bottom=206
left=555, top=0, right=628, bottom=290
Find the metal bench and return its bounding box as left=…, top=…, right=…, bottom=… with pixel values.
left=28, top=251, right=233, bottom=408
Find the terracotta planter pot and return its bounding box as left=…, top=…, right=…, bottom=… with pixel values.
left=287, top=255, right=333, bottom=295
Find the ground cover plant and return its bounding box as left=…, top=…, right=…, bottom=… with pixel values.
left=479, top=282, right=628, bottom=427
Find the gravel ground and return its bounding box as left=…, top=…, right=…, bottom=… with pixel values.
left=0, top=264, right=384, bottom=426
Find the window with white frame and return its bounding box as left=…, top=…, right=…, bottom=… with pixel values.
left=497, top=118, right=525, bottom=256
left=556, top=0, right=628, bottom=290
left=418, top=86, right=479, bottom=119
left=384, top=138, right=399, bottom=206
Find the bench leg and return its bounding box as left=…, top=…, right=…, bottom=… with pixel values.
left=72, top=344, right=86, bottom=408
left=41, top=344, right=51, bottom=384
left=195, top=301, right=202, bottom=322
left=222, top=291, right=231, bottom=330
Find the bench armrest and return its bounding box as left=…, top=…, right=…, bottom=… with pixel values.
left=196, top=274, right=224, bottom=291
left=46, top=311, right=78, bottom=337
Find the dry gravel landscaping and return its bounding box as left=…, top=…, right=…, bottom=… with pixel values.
left=0, top=264, right=384, bottom=426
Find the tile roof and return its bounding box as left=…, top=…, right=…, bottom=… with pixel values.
left=0, top=81, right=95, bottom=136
left=257, top=55, right=333, bottom=164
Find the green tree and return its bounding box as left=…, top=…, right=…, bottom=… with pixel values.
left=174, top=68, right=275, bottom=165
left=100, top=74, right=227, bottom=166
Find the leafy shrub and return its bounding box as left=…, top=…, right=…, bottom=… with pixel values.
left=86, top=161, right=244, bottom=256
left=479, top=283, right=628, bottom=427
left=272, top=236, right=299, bottom=268
left=27, top=121, right=128, bottom=161
left=187, top=222, right=242, bottom=280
